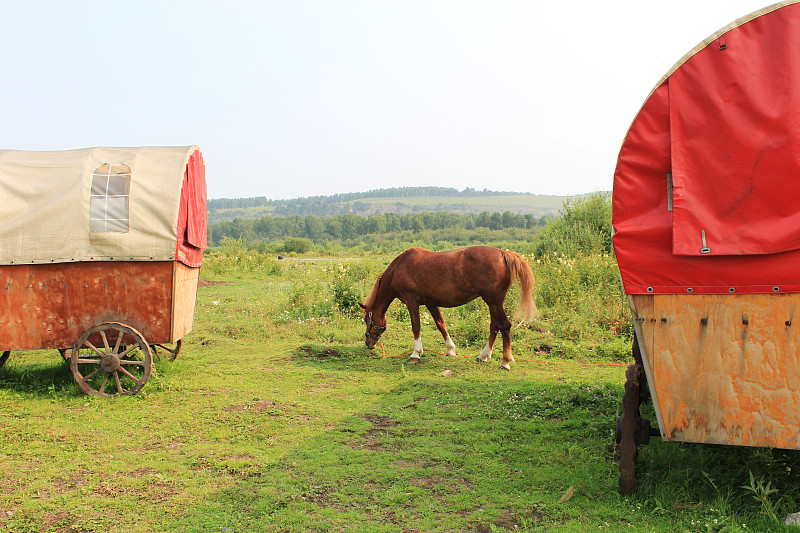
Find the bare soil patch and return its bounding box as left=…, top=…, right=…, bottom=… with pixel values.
left=198, top=279, right=229, bottom=288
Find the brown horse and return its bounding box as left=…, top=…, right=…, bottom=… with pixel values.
left=360, top=246, right=537, bottom=370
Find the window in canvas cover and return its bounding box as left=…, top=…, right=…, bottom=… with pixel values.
left=90, top=164, right=131, bottom=233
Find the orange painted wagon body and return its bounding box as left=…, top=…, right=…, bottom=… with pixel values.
left=630, top=293, right=800, bottom=450
left=0, top=261, right=198, bottom=350
left=612, top=1, right=800, bottom=491
left=0, top=146, right=206, bottom=396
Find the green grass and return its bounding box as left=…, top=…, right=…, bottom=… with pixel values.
left=1, top=253, right=799, bottom=532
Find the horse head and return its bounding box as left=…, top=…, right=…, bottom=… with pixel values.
left=359, top=303, right=386, bottom=349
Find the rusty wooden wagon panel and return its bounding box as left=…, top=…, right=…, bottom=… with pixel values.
left=0, top=146, right=206, bottom=397
left=631, top=294, right=800, bottom=450
left=0, top=261, right=199, bottom=349
left=612, top=1, right=800, bottom=493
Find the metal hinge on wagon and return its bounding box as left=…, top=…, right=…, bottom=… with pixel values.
left=700, top=230, right=710, bottom=254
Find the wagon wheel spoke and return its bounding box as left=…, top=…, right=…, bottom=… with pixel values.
left=0, top=351, right=11, bottom=368
left=70, top=323, right=152, bottom=397
left=117, top=344, right=138, bottom=359
left=113, top=370, right=124, bottom=394
left=83, top=367, right=102, bottom=381
left=117, top=366, right=141, bottom=383
left=98, top=372, right=110, bottom=395
left=113, top=331, right=124, bottom=355
left=99, top=330, right=111, bottom=353
left=83, top=340, right=106, bottom=359
left=119, top=359, right=146, bottom=366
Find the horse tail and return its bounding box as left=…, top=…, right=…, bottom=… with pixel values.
left=503, top=250, right=539, bottom=322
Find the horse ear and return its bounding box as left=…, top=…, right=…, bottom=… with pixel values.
left=358, top=303, right=367, bottom=310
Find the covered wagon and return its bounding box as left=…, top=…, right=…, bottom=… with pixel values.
left=612, top=1, right=800, bottom=492
left=0, top=146, right=207, bottom=396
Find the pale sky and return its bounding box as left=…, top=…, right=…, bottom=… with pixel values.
left=0, top=0, right=779, bottom=200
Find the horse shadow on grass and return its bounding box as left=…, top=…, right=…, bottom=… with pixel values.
left=292, top=342, right=470, bottom=375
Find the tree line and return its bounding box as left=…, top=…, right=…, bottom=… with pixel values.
left=208, top=210, right=547, bottom=247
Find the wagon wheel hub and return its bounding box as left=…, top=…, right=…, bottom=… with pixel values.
left=100, top=353, right=120, bottom=373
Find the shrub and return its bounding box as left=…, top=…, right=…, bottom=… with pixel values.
left=533, top=193, right=612, bottom=257
left=283, top=237, right=313, bottom=254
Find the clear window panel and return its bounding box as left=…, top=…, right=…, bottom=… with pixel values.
left=91, top=176, right=108, bottom=196
left=108, top=176, right=130, bottom=196
left=89, top=197, right=106, bottom=221
left=106, top=196, right=129, bottom=221
left=90, top=218, right=107, bottom=232
left=105, top=218, right=129, bottom=233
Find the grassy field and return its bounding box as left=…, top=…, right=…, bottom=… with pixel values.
left=1, top=252, right=799, bottom=532
left=336, top=195, right=568, bottom=215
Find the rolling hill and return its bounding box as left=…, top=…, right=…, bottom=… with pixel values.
left=207, top=187, right=595, bottom=224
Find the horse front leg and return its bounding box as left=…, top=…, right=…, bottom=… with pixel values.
left=426, top=305, right=456, bottom=356
left=407, top=303, right=423, bottom=362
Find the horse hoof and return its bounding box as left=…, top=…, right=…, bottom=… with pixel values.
left=500, top=364, right=511, bottom=371
left=409, top=355, right=421, bottom=363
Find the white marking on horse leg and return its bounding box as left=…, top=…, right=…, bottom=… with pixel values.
left=500, top=332, right=513, bottom=370
left=476, top=340, right=493, bottom=362
left=409, top=336, right=423, bottom=362
left=444, top=334, right=456, bottom=356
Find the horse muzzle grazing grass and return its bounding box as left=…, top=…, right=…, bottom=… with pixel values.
left=362, top=309, right=386, bottom=349
left=360, top=246, right=537, bottom=370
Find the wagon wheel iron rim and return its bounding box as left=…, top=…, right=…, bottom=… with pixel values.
left=151, top=339, right=182, bottom=361
left=0, top=350, right=10, bottom=369
left=70, top=322, right=152, bottom=397
left=618, top=364, right=643, bottom=495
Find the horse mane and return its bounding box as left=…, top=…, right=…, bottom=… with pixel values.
left=362, top=275, right=383, bottom=315
left=362, top=249, right=417, bottom=315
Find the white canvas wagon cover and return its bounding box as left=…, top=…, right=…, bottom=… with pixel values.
left=0, top=146, right=206, bottom=266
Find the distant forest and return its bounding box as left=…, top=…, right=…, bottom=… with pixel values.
left=208, top=210, right=547, bottom=249
left=207, top=186, right=532, bottom=217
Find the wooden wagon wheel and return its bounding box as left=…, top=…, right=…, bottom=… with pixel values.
left=150, top=339, right=182, bottom=361
left=618, top=363, right=645, bottom=494
left=70, top=322, right=152, bottom=397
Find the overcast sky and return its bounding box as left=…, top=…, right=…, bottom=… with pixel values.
left=0, top=0, right=779, bottom=199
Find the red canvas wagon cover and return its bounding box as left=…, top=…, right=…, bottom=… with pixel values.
left=613, top=1, right=800, bottom=295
